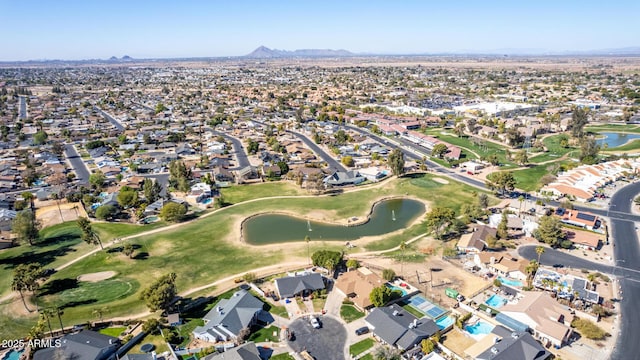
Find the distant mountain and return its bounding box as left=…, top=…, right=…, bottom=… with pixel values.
left=245, top=46, right=354, bottom=58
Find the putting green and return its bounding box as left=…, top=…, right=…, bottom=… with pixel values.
left=41, top=278, right=140, bottom=308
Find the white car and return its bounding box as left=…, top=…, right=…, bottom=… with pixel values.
left=310, top=317, right=321, bottom=329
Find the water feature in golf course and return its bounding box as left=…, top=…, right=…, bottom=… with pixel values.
left=243, top=198, right=425, bottom=245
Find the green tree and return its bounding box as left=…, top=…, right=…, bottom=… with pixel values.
left=382, top=268, right=396, bottom=281
left=534, top=215, right=565, bottom=247
left=579, top=137, right=600, bottom=165
left=570, top=107, right=589, bottom=138
left=89, top=170, right=106, bottom=190
left=160, top=202, right=187, bottom=222
left=497, top=210, right=509, bottom=240
left=369, top=285, right=393, bottom=307
left=431, top=143, right=448, bottom=158
left=477, top=193, right=489, bottom=209
left=77, top=217, right=103, bottom=249
left=341, top=156, right=354, bottom=167
left=536, top=246, right=546, bottom=263
left=246, top=139, right=259, bottom=155
left=12, top=209, right=40, bottom=245
left=514, top=150, right=529, bottom=165
left=12, top=263, right=43, bottom=311
left=311, top=250, right=343, bottom=270
left=143, top=179, right=163, bottom=203
left=95, top=204, right=118, bottom=221
left=425, top=207, right=456, bottom=240
left=558, top=134, right=570, bottom=148
left=421, top=338, right=436, bottom=354
left=346, top=259, right=360, bottom=270
left=117, top=186, right=138, bottom=208
left=388, top=148, right=405, bottom=176
left=485, top=171, right=516, bottom=196
left=140, top=273, right=178, bottom=312
left=33, top=130, right=48, bottom=145
left=123, top=243, right=135, bottom=258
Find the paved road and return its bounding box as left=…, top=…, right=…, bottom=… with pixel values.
left=96, top=108, right=125, bottom=132
left=212, top=131, right=249, bottom=170
left=18, top=96, right=27, bottom=120
left=64, top=144, right=90, bottom=185
left=288, top=130, right=346, bottom=173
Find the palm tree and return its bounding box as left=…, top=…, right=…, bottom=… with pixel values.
left=54, top=307, right=64, bottom=334
left=41, top=308, right=54, bottom=336
left=305, top=235, right=311, bottom=264
left=536, top=246, right=546, bottom=264
left=11, top=275, right=29, bottom=312
left=51, top=193, right=64, bottom=222
left=93, top=307, right=109, bottom=324
left=399, top=241, right=407, bottom=278
left=518, top=195, right=525, bottom=214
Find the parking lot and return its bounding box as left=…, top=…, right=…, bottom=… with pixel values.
left=288, top=315, right=347, bottom=360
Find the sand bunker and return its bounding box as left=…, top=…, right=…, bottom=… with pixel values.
left=77, top=271, right=117, bottom=282
left=432, top=177, right=449, bottom=184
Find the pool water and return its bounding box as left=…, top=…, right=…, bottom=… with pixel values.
left=465, top=321, right=495, bottom=335
left=386, top=284, right=408, bottom=296
left=3, top=350, right=24, bottom=360
left=498, top=276, right=523, bottom=287
left=201, top=198, right=213, bottom=204
left=485, top=294, right=507, bottom=308
left=435, top=315, right=454, bottom=329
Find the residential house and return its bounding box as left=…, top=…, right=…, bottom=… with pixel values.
left=335, top=267, right=385, bottom=311
left=565, top=230, right=602, bottom=250
left=101, top=192, right=119, bottom=207
left=121, top=355, right=155, bottom=360
left=499, top=291, right=574, bottom=348
left=457, top=225, right=497, bottom=253
left=193, top=290, right=267, bottom=343
left=365, top=304, right=440, bottom=350
left=214, top=166, right=235, bottom=182
left=274, top=273, right=325, bottom=298
left=358, top=167, right=387, bottom=182
left=465, top=325, right=551, bottom=360
left=202, top=342, right=261, bottom=360
left=474, top=252, right=528, bottom=281
left=262, top=165, right=281, bottom=178
left=188, top=182, right=212, bottom=202
left=560, top=211, right=600, bottom=231
left=0, top=208, right=17, bottom=231
left=324, top=170, right=365, bottom=186
left=177, top=143, right=195, bottom=156
left=33, top=330, right=120, bottom=360
left=236, top=166, right=260, bottom=183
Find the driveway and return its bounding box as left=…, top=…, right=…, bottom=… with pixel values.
left=288, top=315, right=347, bottom=360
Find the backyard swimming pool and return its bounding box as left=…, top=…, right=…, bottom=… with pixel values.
left=485, top=294, right=507, bottom=308
left=435, top=315, right=454, bottom=330
left=386, top=283, right=408, bottom=296
left=2, top=350, right=24, bottom=360
left=465, top=321, right=495, bottom=336
left=498, top=276, right=523, bottom=287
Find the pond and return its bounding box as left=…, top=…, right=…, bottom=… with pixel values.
left=596, top=132, right=640, bottom=148
left=242, top=198, right=425, bottom=245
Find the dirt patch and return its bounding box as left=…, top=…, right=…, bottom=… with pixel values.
left=36, top=201, right=88, bottom=228
left=77, top=271, right=117, bottom=282
left=432, top=177, right=449, bottom=184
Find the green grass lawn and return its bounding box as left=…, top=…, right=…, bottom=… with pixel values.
left=422, top=129, right=515, bottom=168
left=129, top=333, right=170, bottom=354
left=249, top=325, right=280, bottom=342
left=340, top=304, right=365, bottom=323
left=586, top=124, right=640, bottom=134
left=98, top=326, right=126, bottom=337
left=270, top=353, right=295, bottom=360
left=399, top=301, right=426, bottom=318
left=312, top=297, right=326, bottom=312
left=0, top=174, right=492, bottom=340
left=511, top=160, right=573, bottom=192
left=359, top=354, right=374, bottom=360
left=349, top=338, right=375, bottom=357
left=220, top=182, right=304, bottom=204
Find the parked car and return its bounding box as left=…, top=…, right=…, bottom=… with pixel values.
left=355, top=326, right=369, bottom=335
left=310, top=317, right=321, bottom=329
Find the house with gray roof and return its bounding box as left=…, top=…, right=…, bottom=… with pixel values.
left=33, top=330, right=120, bottom=360
left=0, top=208, right=17, bottom=231
left=202, top=342, right=261, bottom=360
left=364, top=304, right=439, bottom=351
left=121, top=354, right=155, bottom=360
left=476, top=325, right=550, bottom=360
left=274, top=273, right=325, bottom=298
left=324, top=170, right=365, bottom=186
left=193, top=290, right=266, bottom=343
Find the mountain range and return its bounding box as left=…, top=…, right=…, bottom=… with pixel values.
left=245, top=46, right=354, bottom=58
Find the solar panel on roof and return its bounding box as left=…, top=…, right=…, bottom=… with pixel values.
left=576, top=213, right=596, bottom=222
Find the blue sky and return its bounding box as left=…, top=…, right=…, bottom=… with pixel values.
left=0, top=0, right=638, bottom=60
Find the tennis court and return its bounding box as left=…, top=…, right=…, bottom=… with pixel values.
left=407, top=294, right=447, bottom=319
